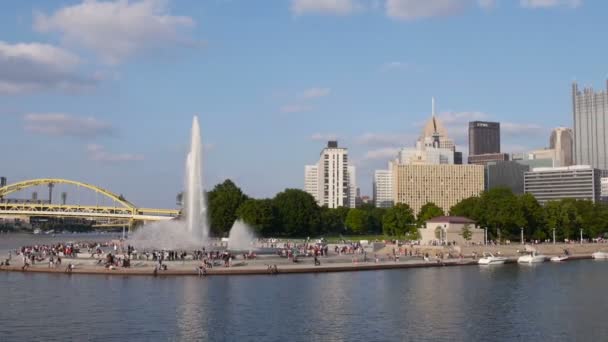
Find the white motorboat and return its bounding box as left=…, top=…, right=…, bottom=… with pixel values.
left=550, top=255, right=568, bottom=262
left=478, top=253, right=508, bottom=265
left=592, top=251, right=608, bottom=259
left=518, top=251, right=547, bottom=264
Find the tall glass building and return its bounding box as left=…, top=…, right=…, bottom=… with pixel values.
left=573, top=81, right=608, bottom=170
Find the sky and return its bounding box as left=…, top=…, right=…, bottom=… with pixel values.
left=0, top=0, right=607, bottom=208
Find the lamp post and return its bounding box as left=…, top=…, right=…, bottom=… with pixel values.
left=521, top=227, right=524, bottom=245
left=552, top=228, right=556, bottom=245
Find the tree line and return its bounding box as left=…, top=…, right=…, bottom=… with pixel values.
left=206, top=180, right=608, bottom=241
left=206, top=179, right=432, bottom=238
left=449, top=187, right=608, bottom=242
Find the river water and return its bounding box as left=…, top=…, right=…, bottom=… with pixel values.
left=1, top=235, right=607, bottom=341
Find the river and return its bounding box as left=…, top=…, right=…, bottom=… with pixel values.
left=1, top=235, right=607, bottom=341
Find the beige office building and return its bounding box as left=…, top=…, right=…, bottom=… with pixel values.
left=392, top=164, right=484, bottom=215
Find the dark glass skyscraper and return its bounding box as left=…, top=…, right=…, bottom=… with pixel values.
left=468, top=121, right=500, bottom=155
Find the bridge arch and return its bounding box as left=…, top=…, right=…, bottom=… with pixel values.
left=0, top=178, right=137, bottom=211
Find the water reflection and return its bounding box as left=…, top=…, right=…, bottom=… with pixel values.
left=176, top=277, right=208, bottom=340
left=2, top=262, right=608, bottom=341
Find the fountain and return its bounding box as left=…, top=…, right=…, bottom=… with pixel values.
left=227, top=220, right=256, bottom=251
left=130, top=116, right=209, bottom=249
left=184, top=116, right=209, bottom=243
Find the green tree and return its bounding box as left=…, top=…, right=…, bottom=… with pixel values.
left=417, top=202, right=445, bottom=227
left=460, top=223, right=473, bottom=241
left=382, top=203, right=416, bottom=237
left=236, top=199, right=276, bottom=236
left=544, top=199, right=582, bottom=240
left=368, top=207, right=387, bottom=234
left=319, top=206, right=349, bottom=235
left=518, top=193, right=546, bottom=239
left=478, top=188, right=524, bottom=241
left=207, top=179, right=248, bottom=236
left=449, top=196, right=482, bottom=220
left=345, top=209, right=370, bottom=234
left=273, top=189, right=321, bottom=237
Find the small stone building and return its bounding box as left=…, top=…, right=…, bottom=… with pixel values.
left=419, top=216, right=484, bottom=246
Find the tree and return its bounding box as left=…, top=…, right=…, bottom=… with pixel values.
left=273, top=189, right=321, bottom=237
left=236, top=199, right=276, bottom=236
left=460, top=223, right=473, bottom=241
left=382, top=203, right=416, bottom=237
left=478, top=188, right=524, bottom=241
left=320, top=206, right=349, bottom=235
left=207, top=179, right=248, bottom=236
left=449, top=196, right=481, bottom=220
left=544, top=199, right=581, bottom=240
left=518, top=193, right=546, bottom=239
left=417, top=202, right=445, bottom=227
left=345, top=209, right=370, bottom=234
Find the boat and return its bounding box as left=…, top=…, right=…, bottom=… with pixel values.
left=478, top=252, right=508, bottom=265
left=517, top=251, right=547, bottom=264
left=550, top=255, right=568, bottom=262
left=592, top=251, right=608, bottom=259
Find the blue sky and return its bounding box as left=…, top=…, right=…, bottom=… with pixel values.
left=0, top=0, right=606, bottom=208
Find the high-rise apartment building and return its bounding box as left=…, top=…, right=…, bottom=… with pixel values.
left=469, top=121, right=500, bottom=155
left=304, top=141, right=355, bottom=208
left=573, top=81, right=608, bottom=170
left=373, top=168, right=393, bottom=208
left=304, top=165, right=319, bottom=203
left=524, top=165, right=602, bottom=204
left=550, top=127, right=574, bottom=167
left=348, top=166, right=356, bottom=209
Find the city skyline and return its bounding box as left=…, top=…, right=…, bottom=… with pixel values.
left=1, top=0, right=607, bottom=208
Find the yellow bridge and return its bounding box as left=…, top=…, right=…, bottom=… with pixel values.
left=0, top=178, right=180, bottom=223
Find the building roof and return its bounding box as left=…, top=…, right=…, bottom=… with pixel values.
left=426, top=216, right=475, bottom=224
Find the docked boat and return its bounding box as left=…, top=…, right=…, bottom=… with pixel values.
left=592, top=251, right=608, bottom=259
left=478, top=253, right=508, bottom=265
left=550, top=255, right=568, bottom=262
left=518, top=251, right=547, bottom=264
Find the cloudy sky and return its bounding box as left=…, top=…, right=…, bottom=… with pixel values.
left=1, top=0, right=606, bottom=208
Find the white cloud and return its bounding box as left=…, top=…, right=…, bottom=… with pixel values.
left=280, top=104, right=312, bottom=113
left=356, top=132, right=416, bottom=147
left=300, top=87, right=331, bottom=99
left=520, top=0, right=582, bottom=8
left=0, top=41, right=95, bottom=94
left=291, top=0, right=361, bottom=15
left=311, top=132, right=338, bottom=141
left=34, top=0, right=196, bottom=65
left=478, top=0, right=498, bottom=9
left=385, top=0, right=471, bottom=20
left=364, top=147, right=400, bottom=160
left=501, top=122, right=545, bottom=136
left=87, top=144, right=144, bottom=162
left=380, top=61, right=412, bottom=72
left=24, top=113, right=114, bottom=138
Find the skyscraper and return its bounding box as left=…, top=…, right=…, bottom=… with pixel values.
left=304, top=141, right=355, bottom=208
left=468, top=121, right=500, bottom=155
left=550, top=127, right=574, bottom=167
left=573, top=81, right=608, bottom=170
left=373, top=168, right=393, bottom=208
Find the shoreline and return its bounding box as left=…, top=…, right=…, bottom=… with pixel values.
left=0, top=254, right=594, bottom=277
